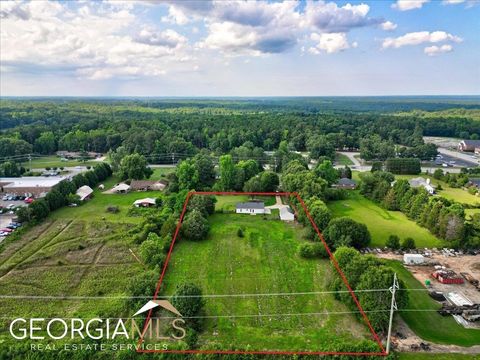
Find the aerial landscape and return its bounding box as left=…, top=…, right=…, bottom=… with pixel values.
left=0, top=1, right=479, bottom=360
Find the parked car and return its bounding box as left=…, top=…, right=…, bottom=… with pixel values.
left=2, top=195, right=9, bottom=201
left=6, top=204, right=16, bottom=209
left=0, top=228, right=13, bottom=233
left=24, top=197, right=34, bottom=204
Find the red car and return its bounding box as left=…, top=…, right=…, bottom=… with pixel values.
left=0, top=228, right=13, bottom=233
left=24, top=197, right=34, bottom=204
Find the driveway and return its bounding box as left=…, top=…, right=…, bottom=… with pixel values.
left=265, top=196, right=288, bottom=210
left=338, top=151, right=362, bottom=167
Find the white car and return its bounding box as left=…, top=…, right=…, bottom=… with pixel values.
left=7, top=204, right=15, bottom=209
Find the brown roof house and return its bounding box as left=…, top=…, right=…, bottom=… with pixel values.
left=130, top=180, right=166, bottom=191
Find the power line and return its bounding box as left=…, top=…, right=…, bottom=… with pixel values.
left=0, top=288, right=427, bottom=300
left=0, top=309, right=442, bottom=321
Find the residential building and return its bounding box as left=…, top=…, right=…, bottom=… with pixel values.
left=133, top=198, right=157, bottom=207
left=333, top=178, right=357, bottom=189
left=279, top=206, right=295, bottom=221
left=130, top=180, right=166, bottom=191
left=408, top=177, right=436, bottom=194
left=76, top=185, right=93, bottom=201
left=236, top=201, right=266, bottom=215
left=112, top=183, right=131, bottom=194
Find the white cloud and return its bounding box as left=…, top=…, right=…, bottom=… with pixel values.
left=309, top=32, right=354, bottom=54
left=392, top=0, right=429, bottom=11
left=0, top=1, right=194, bottom=80
left=442, top=0, right=465, bottom=4
left=382, top=31, right=462, bottom=48
left=424, top=44, right=453, bottom=56
left=304, top=1, right=381, bottom=32
left=380, top=21, right=397, bottom=31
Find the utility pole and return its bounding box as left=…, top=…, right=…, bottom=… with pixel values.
left=28, top=154, right=32, bottom=171
left=171, top=153, right=175, bottom=166
left=386, top=272, right=399, bottom=354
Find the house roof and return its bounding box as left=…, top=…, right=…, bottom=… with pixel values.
left=134, top=197, right=157, bottom=205
left=76, top=185, right=93, bottom=201
left=0, top=176, right=65, bottom=188
left=469, top=178, right=480, bottom=186
left=236, top=201, right=265, bottom=210
left=337, top=178, right=356, bottom=185
left=461, top=140, right=480, bottom=146
left=112, top=183, right=130, bottom=191
left=408, top=177, right=435, bottom=188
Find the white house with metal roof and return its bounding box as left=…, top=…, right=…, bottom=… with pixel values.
left=236, top=201, right=266, bottom=215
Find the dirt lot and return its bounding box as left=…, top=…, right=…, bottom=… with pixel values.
left=378, top=252, right=480, bottom=303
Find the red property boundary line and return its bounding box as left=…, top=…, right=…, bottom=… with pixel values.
left=136, top=191, right=387, bottom=356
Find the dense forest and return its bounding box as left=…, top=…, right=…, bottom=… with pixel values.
left=1, top=98, right=479, bottom=164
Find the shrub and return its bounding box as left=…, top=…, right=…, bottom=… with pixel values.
left=237, top=228, right=244, bottom=238
left=402, top=237, right=416, bottom=250
left=106, top=205, right=119, bottom=213
left=299, top=242, right=329, bottom=258
left=386, top=235, right=400, bottom=250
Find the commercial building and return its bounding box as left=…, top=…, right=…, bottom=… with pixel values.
left=0, top=176, right=66, bottom=198
left=458, top=140, right=480, bottom=152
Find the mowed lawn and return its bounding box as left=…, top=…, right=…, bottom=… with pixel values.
left=159, top=212, right=375, bottom=351
left=27, top=155, right=100, bottom=169
left=395, top=175, right=480, bottom=206
left=328, top=192, right=444, bottom=248
left=387, top=261, right=480, bottom=347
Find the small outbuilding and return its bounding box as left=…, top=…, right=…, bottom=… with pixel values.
left=334, top=178, right=357, bottom=190
left=279, top=206, right=295, bottom=221
left=236, top=201, right=265, bottom=215
left=134, top=198, right=157, bottom=207
left=112, top=183, right=131, bottom=194
left=404, top=253, right=425, bottom=265
left=130, top=180, right=166, bottom=191
left=76, top=185, right=93, bottom=201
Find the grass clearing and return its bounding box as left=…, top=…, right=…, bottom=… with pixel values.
left=158, top=210, right=376, bottom=351
left=25, top=155, right=100, bottom=169
left=149, top=166, right=176, bottom=180
left=335, top=153, right=354, bottom=166
left=387, top=260, right=480, bottom=347
left=328, top=191, right=444, bottom=248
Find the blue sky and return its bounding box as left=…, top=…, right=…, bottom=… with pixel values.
left=1, top=0, right=479, bottom=96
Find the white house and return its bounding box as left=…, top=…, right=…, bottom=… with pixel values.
left=134, top=198, right=157, bottom=207
left=112, top=183, right=131, bottom=194
left=236, top=201, right=265, bottom=215
left=279, top=206, right=295, bottom=221
left=404, top=254, right=425, bottom=265
left=408, top=177, right=436, bottom=195
left=76, top=185, right=93, bottom=201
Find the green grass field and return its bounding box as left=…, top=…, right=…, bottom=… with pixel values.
left=328, top=191, right=445, bottom=248
left=159, top=211, right=375, bottom=351
left=149, top=166, right=176, bottom=180
left=387, top=261, right=480, bottom=347
left=25, top=155, right=100, bottom=169
left=335, top=153, right=354, bottom=166
left=51, top=176, right=164, bottom=223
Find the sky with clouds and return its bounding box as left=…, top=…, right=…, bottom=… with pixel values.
left=1, top=0, right=479, bottom=96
